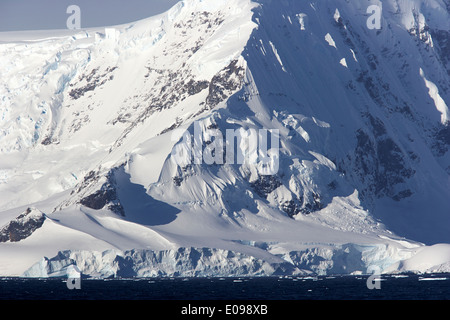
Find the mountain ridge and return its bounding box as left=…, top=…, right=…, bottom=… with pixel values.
left=0, top=0, right=449, bottom=277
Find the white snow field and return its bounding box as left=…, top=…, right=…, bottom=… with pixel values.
left=0, top=0, right=449, bottom=277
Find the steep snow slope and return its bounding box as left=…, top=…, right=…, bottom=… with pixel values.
left=0, top=0, right=449, bottom=277
left=243, top=0, right=450, bottom=244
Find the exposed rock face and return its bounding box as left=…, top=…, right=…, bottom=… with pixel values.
left=250, top=175, right=282, bottom=199
left=0, top=208, right=46, bottom=243
left=69, top=66, right=118, bottom=100
left=433, top=125, right=450, bottom=158
left=350, top=127, right=415, bottom=201
left=79, top=168, right=125, bottom=216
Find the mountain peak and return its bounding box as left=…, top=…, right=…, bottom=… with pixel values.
left=0, top=0, right=449, bottom=277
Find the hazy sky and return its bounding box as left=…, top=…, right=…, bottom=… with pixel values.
left=0, top=0, right=180, bottom=32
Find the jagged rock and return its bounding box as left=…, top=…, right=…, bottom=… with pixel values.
left=392, top=189, right=413, bottom=202
left=350, top=127, right=415, bottom=200
left=0, top=208, right=46, bottom=243
left=280, top=200, right=302, bottom=218
left=300, top=193, right=323, bottom=215
left=79, top=169, right=125, bottom=216
left=205, top=60, right=245, bottom=108
left=433, top=125, right=450, bottom=156
left=250, top=175, right=282, bottom=199
left=69, top=66, right=117, bottom=100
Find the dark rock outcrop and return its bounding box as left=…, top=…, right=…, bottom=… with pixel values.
left=79, top=170, right=125, bottom=216
left=0, top=208, right=46, bottom=243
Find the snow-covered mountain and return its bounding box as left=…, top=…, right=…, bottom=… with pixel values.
left=0, top=0, right=449, bottom=277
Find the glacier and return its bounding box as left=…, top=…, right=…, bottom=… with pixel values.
left=21, top=242, right=429, bottom=278
left=0, top=0, right=449, bottom=278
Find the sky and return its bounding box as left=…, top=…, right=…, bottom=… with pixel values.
left=0, top=0, right=180, bottom=32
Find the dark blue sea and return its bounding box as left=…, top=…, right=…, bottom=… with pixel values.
left=1, top=274, right=449, bottom=300
left=1, top=274, right=449, bottom=318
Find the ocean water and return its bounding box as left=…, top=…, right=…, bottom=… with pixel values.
left=0, top=274, right=449, bottom=300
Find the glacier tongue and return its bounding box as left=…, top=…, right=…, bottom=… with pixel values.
left=23, top=242, right=426, bottom=278
left=23, top=248, right=297, bottom=278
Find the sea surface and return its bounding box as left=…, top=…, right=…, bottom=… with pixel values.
left=1, top=273, right=449, bottom=300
